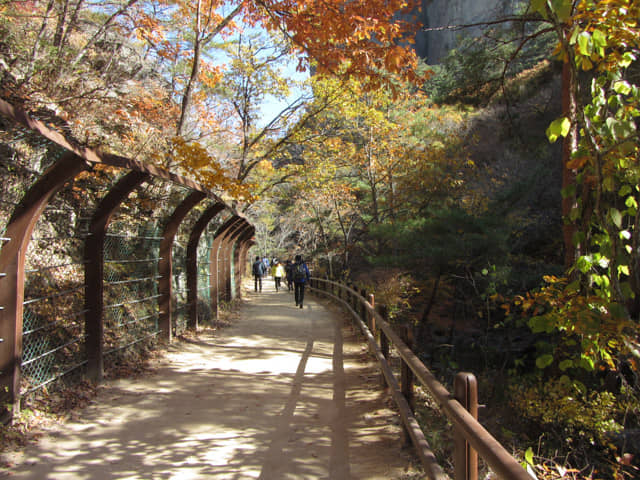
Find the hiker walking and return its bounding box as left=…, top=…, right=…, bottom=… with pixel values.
left=292, top=254, right=310, bottom=308
left=252, top=256, right=266, bottom=292
left=273, top=260, right=285, bottom=291
left=285, top=259, right=294, bottom=291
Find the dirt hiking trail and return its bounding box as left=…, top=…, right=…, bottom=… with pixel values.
left=2, top=279, right=418, bottom=479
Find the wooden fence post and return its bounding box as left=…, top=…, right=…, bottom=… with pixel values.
left=359, top=288, right=367, bottom=323
left=368, top=293, right=375, bottom=334
left=454, top=372, right=479, bottom=480
left=400, top=325, right=415, bottom=446
left=378, top=305, right=390, bottom=388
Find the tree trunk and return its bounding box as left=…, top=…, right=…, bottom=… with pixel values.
left=561, top=61, right=579, bottom=270
left=417, top=268, right=442, bottom=345
left=24, top=0, right=56, bottom=83
left=176, top=2, right=244, bottom=138
left=176, top=36, right=202, bottom=137
left=69, top=0, right=138, bottom=69
left=53, top=0, right=69, bottom=47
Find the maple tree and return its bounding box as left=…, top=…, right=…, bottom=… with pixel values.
left=133, top=0, right=422, bottom=138
left=1, top=0, right=423, bottom=203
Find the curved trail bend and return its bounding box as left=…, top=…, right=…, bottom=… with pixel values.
left=3, top=280, right=417, bottom=479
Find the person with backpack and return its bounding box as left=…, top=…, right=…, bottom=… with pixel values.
left=292, top=254, right=310, bottom=308
left=285, top=259, right=294, bottom=292
left=261, top=256, right=270, bottom=278
left=252, top=256, right=266, bottom=292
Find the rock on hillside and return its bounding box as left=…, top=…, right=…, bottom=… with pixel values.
left=416, top=0, right=516, bottom=63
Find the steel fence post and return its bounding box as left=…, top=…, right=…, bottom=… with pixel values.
left=0, top=153, right=88, bottom=421
left=158, top=192, right=205, bottom=341
left=186, top=204, right=224, bottom=330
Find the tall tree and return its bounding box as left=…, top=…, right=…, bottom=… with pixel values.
left=520, top=0, right=640, bottom=369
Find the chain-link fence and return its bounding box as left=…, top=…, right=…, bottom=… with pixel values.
left=0, top=101, right=254, bottom=419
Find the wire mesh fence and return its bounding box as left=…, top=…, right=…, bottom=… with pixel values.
left=103, top=232, right=162, bottom=354
left=0, top=101, right=253, bottom=419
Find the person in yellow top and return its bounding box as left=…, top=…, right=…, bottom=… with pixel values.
left=272, top=260, right=286, bottom=291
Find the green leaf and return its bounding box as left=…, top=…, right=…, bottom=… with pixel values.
left=551, top=0, right=572, bottom=21
left=591, top=29, right=607, bottom=48
left=606, top=117, right=636, bottom=140
left=579, top=354, right=595, bottom=371
left=546, top=117, right=571, bottom=143
left=613, top=80, right=632, bottom=95
left=569, top=25, right=580, bottom=45
left=531, top=0, right=548, bottom=16
left=525, top=447, right=535, bottom=465
left=620, top=52, right=636, bottom=68
left=559, top=359, right=574, bottom=371
left=536, top=354, right=554, bottom=369
left=610, top=208, right=622, bottom=228
left=577, top=32, right=592, bottom=56
left=576, top=255, right=592, bottom=274
left=619, top=185, right=632, bottom=197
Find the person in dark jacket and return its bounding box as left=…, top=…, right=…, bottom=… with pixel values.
left=292, top=254, right=310, bottom=308
left=252, top=256, right=266, bottom=292
left=285, top=259, right=294, bottom=292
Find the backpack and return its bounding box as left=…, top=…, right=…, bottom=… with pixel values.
left=293, top=262, right=306, bottom=282
left=252, top=260, right=263, bottom=276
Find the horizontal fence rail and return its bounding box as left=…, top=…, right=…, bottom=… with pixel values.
left=309, top=278, right=530, bottom=480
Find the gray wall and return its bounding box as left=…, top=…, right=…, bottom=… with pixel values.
left=416, top=0, right=515, bottom=64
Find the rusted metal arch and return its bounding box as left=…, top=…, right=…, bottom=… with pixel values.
left=158, top=192, right=207, bottom=343
left=210, top=217, right=246, bottom=309
left=0, top=153, right=90, bottom=419
left=186, top=204, right=226, bottom=330
left=219, top=221, right=252, bottom=302
left=208, top=216, right=245, bottom=314
left=233, top=226, right=255, bottom=299
left=235, top=227, right=255, bottom=293
left=0, top=99, right=212, bottom=196
left=216, top=219, right=251, bottom=305
left=84, top=172, right=150, bottom=381
left=0, top=99, right=254, bottom=421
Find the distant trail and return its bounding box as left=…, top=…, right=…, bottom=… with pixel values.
left=2, top=279, right=417, bottom=479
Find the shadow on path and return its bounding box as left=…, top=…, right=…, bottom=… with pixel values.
left=2, top=279, right=415, bottom=479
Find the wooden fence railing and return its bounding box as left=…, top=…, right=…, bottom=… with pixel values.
left=309, top=277, right=530, bottom=480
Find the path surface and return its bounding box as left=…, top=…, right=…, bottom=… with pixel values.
left=2, top=280, right=417, bottom=479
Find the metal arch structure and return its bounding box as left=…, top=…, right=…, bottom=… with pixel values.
left=84, top=171, right=151, bottom=381
left=208, top=216, right=247, bottom=315
left=185, top=203, right=226, bottom=330
left=0, top=153, right=90, bottom=419
left=158, top=191, right=207, bottom=343
left=234, top=226, right=256, bottom=298
left=218, top=220, right=251, bottom=302
left=0, top=99, right=254, bottom=420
